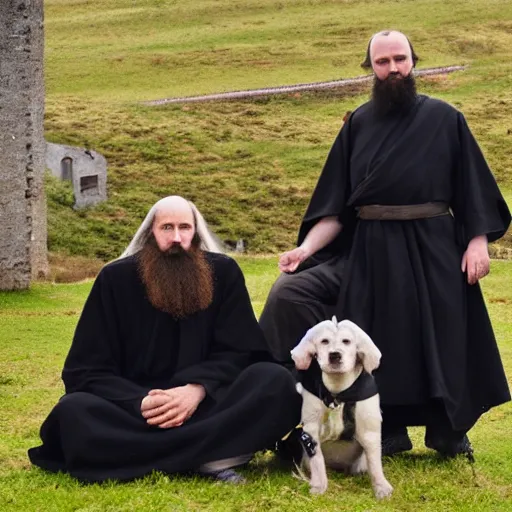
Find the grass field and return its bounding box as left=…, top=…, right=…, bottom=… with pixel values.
left=42, top=0, right=512, bottom=262
left=2, top=0, right=512, bottom=509
left=1, top=257, right=511, bottom=511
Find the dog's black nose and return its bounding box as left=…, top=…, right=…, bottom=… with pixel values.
left=329, top=352, right=342, bottom=364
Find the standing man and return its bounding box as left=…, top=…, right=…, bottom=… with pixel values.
left=29, top=196, right=301, bottom=483
left=260, top=31, right=511, bottom=458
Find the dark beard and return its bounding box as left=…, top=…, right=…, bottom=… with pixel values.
left=372, top=73, right=417, bottom=118
left=137, top=235, right=214, bottom=318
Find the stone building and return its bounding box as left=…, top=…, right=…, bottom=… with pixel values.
left=46, top=143, right=107, bottom=208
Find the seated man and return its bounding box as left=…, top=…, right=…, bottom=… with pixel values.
left=29, top=196, right=301, bottom=483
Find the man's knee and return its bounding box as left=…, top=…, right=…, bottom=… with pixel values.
left=248, top=363, right=302, bottom=425
left=57, top=392, right=103, bottom=412
left=242, top=362, right=298, bottom=396
left=264, top=273, right=302, bottom=306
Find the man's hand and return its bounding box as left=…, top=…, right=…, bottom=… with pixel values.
left=278, top=216, right=342, bottom=273
left=140, top=384, right=206, bottom=428
left=461, top=235, right=490, bottom=285
left=279, top=247, right=308, bottom=273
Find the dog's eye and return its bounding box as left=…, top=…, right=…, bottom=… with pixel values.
left=320, top=339, right=329, bottom=345
left=342, top=338, right=351, bottom=345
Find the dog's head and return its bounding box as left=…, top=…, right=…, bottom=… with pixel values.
left=290, top=317, right=381, bottom=375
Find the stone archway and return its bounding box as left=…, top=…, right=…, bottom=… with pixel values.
left=0, top=0, right=48, bottom=290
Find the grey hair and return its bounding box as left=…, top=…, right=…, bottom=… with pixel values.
left=119, top=197, right=224, bottom=259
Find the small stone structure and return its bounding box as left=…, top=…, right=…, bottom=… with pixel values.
left=46, top=142, right=107, bottom=208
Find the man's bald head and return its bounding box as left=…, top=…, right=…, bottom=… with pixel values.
left=361, top=30, right=419, bottom=71
left=154, top=196, right=194, bottom=221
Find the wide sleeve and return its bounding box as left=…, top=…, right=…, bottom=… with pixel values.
left=62, top=268, right=149, bottom=415
left=169, top=258, right=270, bottom=397
left=297, top=116, right=353, bottom=246
left=451, top=113, right=511, bottom=245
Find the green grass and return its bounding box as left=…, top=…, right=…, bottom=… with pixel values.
left=42, top=0, right=512, bottom=261
left=4, top=1, right=511, bottom=507
left=45, top=0, right=512, bottom=102
left=1, top=257, right=511, bottom=511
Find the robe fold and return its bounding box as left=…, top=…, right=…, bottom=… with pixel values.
left=29, top=253, right=301, bottom=482
left=298, top=95, right=511, bottom=431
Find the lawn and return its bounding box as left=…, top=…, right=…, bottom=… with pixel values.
left=2, top=0, right=512, bottom=509
left=0, top=257, right=511, bottom=511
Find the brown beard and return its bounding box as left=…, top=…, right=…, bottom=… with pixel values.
left=137, top=234, right=214, bottom=318
left=372, top=72, right=417, bottom=117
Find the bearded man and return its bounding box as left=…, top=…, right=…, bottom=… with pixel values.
left=261, top=31, right=511, bottom=459
left=29, top=196, right=301, bottom=483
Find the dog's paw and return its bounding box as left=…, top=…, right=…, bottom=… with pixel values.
left=373, top=479, right=393, bottom=499
left=309, top=481, right=328, bottom=495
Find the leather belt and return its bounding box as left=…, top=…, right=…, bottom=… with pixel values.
left=356, top=202, right=450, bottom=220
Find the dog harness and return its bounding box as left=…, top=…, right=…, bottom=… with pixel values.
left=293, top=365, right=379, bottom=453
left=299, top=363, right=379, bottom=409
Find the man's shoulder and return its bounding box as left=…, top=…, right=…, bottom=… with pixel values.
left=204, top=251, right=238, bottom=270
left=204, top=251, right=245, bottom=283
left=99, top=255, right=138, bottom=280
left=347, top=101, right=372, bottom=122
left=351, top=95, right=461, bottom=119
left=421, top=95, right=460, bottom=115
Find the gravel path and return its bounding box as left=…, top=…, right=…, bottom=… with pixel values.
left=143, top=65, right=466, bottom=106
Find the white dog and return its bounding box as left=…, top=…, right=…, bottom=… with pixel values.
left=290, top=317, right=393, bottom=499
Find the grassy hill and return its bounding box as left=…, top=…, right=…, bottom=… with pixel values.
left=44, top=0, right=512, bottom=264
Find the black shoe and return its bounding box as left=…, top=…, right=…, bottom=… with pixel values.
left=425, top=434, right=475, bottom=462
left=198, top=468, right=246, bottom=484
left=381, top=432, right=413, bottom=456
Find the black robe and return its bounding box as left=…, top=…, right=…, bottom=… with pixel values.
left=28, top=252, right=301, bottom=482
left=298, top=95, right=511, bottom=431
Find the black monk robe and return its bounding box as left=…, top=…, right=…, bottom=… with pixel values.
left=298, top=95, right=511, bottom=431
left=29, top=253, right=301, bottom=482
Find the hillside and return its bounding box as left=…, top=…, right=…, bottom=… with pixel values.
left=44, top=0, right=512, bottom=263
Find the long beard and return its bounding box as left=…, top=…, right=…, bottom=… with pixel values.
left=137, top=236, right=214, bottom=318
left=372, top=72, right=417, bottom=117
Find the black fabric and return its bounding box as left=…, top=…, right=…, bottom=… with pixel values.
left=297, top=364, right=376, bottom=444
left=264, top=95, right=511, bottom=432
left=28, top=253, right=302, bottom=482
left=339, top=403, right=356, bottom=441
left=259, top=256, right=343, bottom=363
left=298, top=361, right=378, bottom=408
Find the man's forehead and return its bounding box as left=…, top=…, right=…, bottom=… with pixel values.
left=154, top=197, right=194, bottom=224
left=370, top=32, right=411, bottom=59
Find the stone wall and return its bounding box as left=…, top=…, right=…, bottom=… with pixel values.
left=0, top=0, right=48, bottom=289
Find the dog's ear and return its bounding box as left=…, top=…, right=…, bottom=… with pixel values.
left=339, top=320, right=381, bottom=374
left=290, top=328, right=317, bottom=371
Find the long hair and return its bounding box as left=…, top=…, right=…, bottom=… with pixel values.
left=119, top=197, right=224, bottom=259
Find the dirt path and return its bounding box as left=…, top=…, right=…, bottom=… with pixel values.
left=143, top=65, right=465, bottom=106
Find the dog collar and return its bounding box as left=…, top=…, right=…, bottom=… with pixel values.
left=298, top=363, right=378, bottom=409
